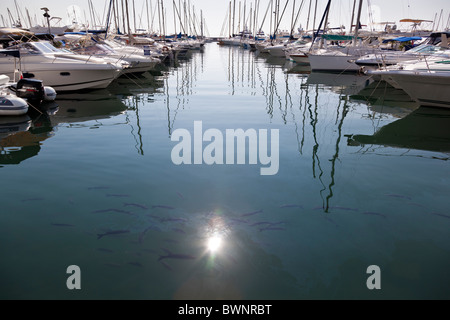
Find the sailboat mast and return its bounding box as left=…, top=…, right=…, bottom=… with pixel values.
left=310, top=0, right=331, bottom=50
left=13, top=0, right=23, bottom=27
left=232, top=0, right=236, bottom=36
left=349, top=0, right=356, bottom=33
left=105, top=0, right=114, bottom=38
left=353, top=0, right=363, bottom=46
left=229, top=1, right=232, bottom=37
left=312, top=0, right=317, bottom=34
left=161, top=0, right=166, bottom=39
left=200, top=9, right=203, bottom=38
left=132, top=0, right=137, bottom=33
left=156, top=0, right=162, bottom=36
left=306, top=0, right=312, bottom=32
left=237, top=1, right=241, bottom=35
left=290, top=0, right=296, bottom=39
left=124, top=0, right=132, bottom=40
left=26, top=8, right=32, bottom=28
left=269, top=0, right=273, bottom=40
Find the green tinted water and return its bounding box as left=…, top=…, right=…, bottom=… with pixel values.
left=1, top=44, right=449, bottom=299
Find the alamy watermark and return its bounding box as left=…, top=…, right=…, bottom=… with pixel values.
left=66, top=265, right=81, bottom=290
left=171, top=121, right=279, bottom=175
left=366, top=265, right=381, bottom=290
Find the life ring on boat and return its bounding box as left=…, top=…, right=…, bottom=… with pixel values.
left=162, top=46, right=170, bottom=53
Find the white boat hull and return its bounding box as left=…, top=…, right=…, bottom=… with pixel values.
left=381, top=71, right=450, bottom=108
left=255, top=43, right=269, bottom=53
left=1, top=67, right=121, bottom=91
left=267, top=45, right=287, bottom=57
left=0, top=42, right=123, bottom=92
left=290, top=53, right=310, bottom=65
left=308, top=53, right=361, bottom=73
left=0, top=96, right=28, bottom=116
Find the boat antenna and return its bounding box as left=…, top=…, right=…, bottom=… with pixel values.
left=41, top=7, right=51, bottom=34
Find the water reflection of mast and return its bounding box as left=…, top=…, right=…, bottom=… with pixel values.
left=282, top=72, right=292, bottom=124
left=306, top=84, right=326, bottom=205
left=267, top=64, right=284, bottom=119
left=125, top=95, right=145, bottom=155
left=324, top=94, right=349, bottom=212
left=165, top=76, right=173, bottom=136
left=291, top=75, right=307, bottom=155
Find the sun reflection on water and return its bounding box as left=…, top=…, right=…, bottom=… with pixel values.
left=203, top=209, right=231, bottom=258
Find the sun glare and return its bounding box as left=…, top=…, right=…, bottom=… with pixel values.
left=207, top=235, right=222, bottom=252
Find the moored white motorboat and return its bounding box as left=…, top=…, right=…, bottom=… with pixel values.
left=71, top=43, right=159, bottom=75
left=0, top=75, right=28, bottom=116
left=0, top=41, right=122, bottom=91
left=356, top=32, right=450, bottom=71
left=369, top=58, right=450, bottom=108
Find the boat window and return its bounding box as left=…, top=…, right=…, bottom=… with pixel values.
left=21, top=43, right=41, bottom=54
left=409, top=44, right=440, bottom=54
left=28, top=42, right=65, bottom=54
left=98, top=44, right=115, bottom=52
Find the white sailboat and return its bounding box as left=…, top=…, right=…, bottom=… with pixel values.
left=307, top=0, right=379, bottom=73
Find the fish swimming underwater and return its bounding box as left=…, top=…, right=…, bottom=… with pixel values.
left=158, top=248, right=196, bottom=261
left=97, top=230, right=130, bottom=240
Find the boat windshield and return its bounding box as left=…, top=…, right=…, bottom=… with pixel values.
left=97, top=44, right=116, bottom=53
left=408, top=44, right=442, bottom=54
left=104, top=40, right=122, bottom=48
left=21, top=41, right=65, bottom=54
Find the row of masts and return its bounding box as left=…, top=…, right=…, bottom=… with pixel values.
left=219, top=0, right=450, bottom=39
left=1, top=0, right=450, bottom=38
left=1, top=0, right=209, bottom=39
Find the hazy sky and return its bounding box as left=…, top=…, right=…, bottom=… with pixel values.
left=1, top=0, right=449, bottom=36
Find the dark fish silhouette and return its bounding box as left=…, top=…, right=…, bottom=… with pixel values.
left=51, top=223, right=74, bottom=227
left=259, top=227, right=286, bottom=232
left=268, top=221, right=285, bottom=226
left=142, top=249, right=158, bottom=254
left=92, top=209, right=134, bottom=215
left=128, top=262, right=143, bottom=267
left=176, top=192, right=184, bottom=199
left=97, top=248, right=114, bottom=253
left=97, top=230, right=130, bottom=240
left=88, top=186, right=110, bottom=190
left=325, top=216, right=339, bottom=227
left=241, top=210, right=263, bottom=217
left=106, top=194, right=130, bottom=198
left=329, top=206, right=358, bottom=212
left=22, top=198, right=43, bottom=202
left=362, top=212, right=387, bottom=218
left=138, top=226, right=154, bottom=244
left=385, top=193, right=412, bottom=200
left=249, top=221, right=272, bottom=227
left=161, top=217, right=187, bottom=223
left=160, top=260, right=173, bottom=271
left=152, top=205, right=175, bottom=210
left=158, top=248, right=196, bottom=261
left=230, top=218, right=247, bottom=224
left=124, top=203, right=148, bottom=210
left=430, top=212, right=450, bottom=219
left=280, top=204, right=303, bottom=209
left=104, top=263, right=121, bottom=268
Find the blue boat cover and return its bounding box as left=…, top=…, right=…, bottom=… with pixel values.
left=382, top=36, right=422, bottom=43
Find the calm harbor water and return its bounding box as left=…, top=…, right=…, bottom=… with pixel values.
left=1, top=43, right=449, bottom=300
